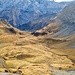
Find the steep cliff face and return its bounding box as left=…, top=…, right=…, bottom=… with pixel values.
left=0, top=0, right=69, bottom=31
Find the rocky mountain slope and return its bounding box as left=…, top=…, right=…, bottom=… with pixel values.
left=0, top=0, right=69, bottom=31
left=32, top=2, right=75, bottom=38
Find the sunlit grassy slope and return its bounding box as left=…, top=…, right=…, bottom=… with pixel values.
left=0, top=20, right=75, bottom=75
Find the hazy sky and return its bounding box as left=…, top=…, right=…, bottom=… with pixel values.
left=55, top=0, right=74, bottom=2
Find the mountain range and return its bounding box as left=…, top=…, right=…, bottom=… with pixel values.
left=0, top=0, right=69, bottom=31
left=0, top=1, right=75, bottom=75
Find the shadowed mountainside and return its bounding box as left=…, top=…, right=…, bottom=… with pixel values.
left=0, top=0, right=69, bottom=31
left=32, top=2, right=75, bottom=37
left=0, top=19, right=25, bottom=35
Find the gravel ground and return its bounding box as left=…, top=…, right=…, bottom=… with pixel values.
left=49, top=65, right=75, bottom=75
left=0, top=73, right=20, bottom=75
left=52, top=69, right=75, bottom=75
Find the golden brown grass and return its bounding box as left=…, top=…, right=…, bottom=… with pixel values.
left=0, top=21, right=75, bottom=74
